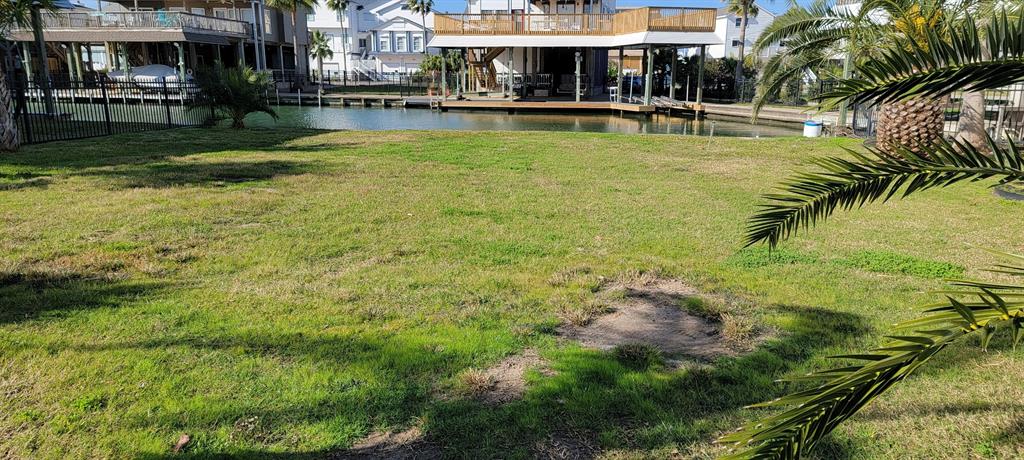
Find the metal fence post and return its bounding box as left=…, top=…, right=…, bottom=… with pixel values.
left=99, top=77, right=113, bottom=135
left=163, top=79, right=173, bottom=127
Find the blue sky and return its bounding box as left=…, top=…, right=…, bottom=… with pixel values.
left=84, top=0, right=805, bottom=15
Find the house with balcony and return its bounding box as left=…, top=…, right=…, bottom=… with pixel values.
left=6, top=0, right=311, bottom=85
left=307, top=0, right=434, bottom=78
left=706, top=4, right=781, bottom=60
left=427, top=0, right=721, bottom=109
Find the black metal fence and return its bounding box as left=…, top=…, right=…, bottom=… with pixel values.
left=7, top=76, right=210, bottom=145
left=733, top=77, right=838, bottom=107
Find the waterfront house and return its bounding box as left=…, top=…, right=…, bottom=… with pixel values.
left=306, top=0, right=435, bottom=78
left=427, top=0, right=722, bottom=109
left=705, top=4, right=781, bottom=60
left=5, top=0, right=311, bottom=84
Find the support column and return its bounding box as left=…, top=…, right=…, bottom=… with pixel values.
left=215, top=44, right=223, bottom=63
left=669, top=46, right=677, bottom=100
left=85, top=44, right=95, bottom=73
left=73, top=43, right=84, bottom=80
left=521, top=46, right=528, bottom=98
left=643, top=45, right=653, bottom=106
left=506, top=48, right=513, bottom=97
left=238, top=41, right=246, bottom=66
left=574, top=49, right=581, bottom=103
left=120, top=43, right=130, bottom=73
left=441, top=48, right=447, bottom=101
left=696, top=44, right=706, bottom=109
left=616, top=47, right=623, bottom=103
left=22, top=44, right=33, bottom=83
left=188, top=43, right=198, bottom=70
left=176, top=42, right=186, bottom=81
left=66, top=45, right=75, bottom=82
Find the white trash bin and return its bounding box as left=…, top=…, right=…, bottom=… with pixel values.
left=803, top=120, right=823, bottom=138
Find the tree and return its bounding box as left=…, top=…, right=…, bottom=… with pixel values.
left=406, top=0, right=432, bottom=54
left=0, top=0, right=54, bottom=152
left=751, top=0, right=953, bottom=141
left=266, top=0, right=318, bottom=78
left=719, top=12, right=1024, bottom=459
left=309, top=30, right=334, bottom=84
left=418, top=49, right=462, bottom=91
left=726, top=0, right=759, bottom=93
left=191, top=63, right=278, bottom=129
left=326, top=0, right=349, bottom=82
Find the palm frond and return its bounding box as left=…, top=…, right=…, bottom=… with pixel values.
left=717, top=253, right=1024, bottom=459
left=745, top=137, right=1024, bottom=248
left=820, top=13, right=1024, bottom=109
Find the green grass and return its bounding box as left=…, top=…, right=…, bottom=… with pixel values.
left=833, top=250, right=965, bottom=279
left=2, top=128, right=1023, bottom=459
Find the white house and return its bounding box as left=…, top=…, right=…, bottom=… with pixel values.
left=705, top=4, right=782, bottom=59
left=307, top=0, right=435, bottom=77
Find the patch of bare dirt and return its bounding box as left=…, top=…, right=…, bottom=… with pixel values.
left=560, top=278, right=739, bottom=360
left=466, top=349, right=552, bottom=405
left=533, top=429, right=600, bottom=460
left=332, top=426, right=441, bottom=460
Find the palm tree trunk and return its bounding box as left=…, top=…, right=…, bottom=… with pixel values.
left=958, top=91, right=987, bottom=149
left=0, top=75, right=20, bottom=152
left=734, top=5, right=747, bottom=93
left=341, top=13, right=349, bottom=82
left=876, top=97, right=946, bottom=156
left=291, top=9, right=302, bottom=78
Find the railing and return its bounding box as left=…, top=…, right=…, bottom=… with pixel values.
left=434, top=7, right=716, bottom=36
left=19, top=11, right=251, bottom=37
left=6, top=76, right=211, bottom=145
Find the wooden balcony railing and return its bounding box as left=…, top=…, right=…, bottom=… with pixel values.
left=434, top=7, right=716, bottom=36
left=19, top=11, right=252, bottom=37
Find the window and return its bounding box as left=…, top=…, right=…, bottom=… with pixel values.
left=735, top=17, right=742, bottom=27
left=396, top=35, right=408, bottom=52
left=412, top=35, right=423, bottom=53
left=191, top=8, right=205, bottom=15
left=732, top=39, right=741, bottom=47
left=378, top=33, right=390, bottom=52
left=213, top=8, right=235, bottom=19
left=307, top=13, right=316, bottom=22
left=358, top=38, right=367, bottom=49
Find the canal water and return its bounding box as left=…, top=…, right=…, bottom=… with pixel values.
left=243, top=105, right=803, bottom=138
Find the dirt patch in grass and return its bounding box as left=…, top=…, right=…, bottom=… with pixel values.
left=334, top=426, right=441, bottom=460
left=459, top=349, right=552, bottom=405
left=533, top=429, right=600, bottom=460
left=560, top=278, right=748, bottom=361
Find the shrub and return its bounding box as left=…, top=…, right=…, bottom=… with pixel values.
left=191, top=62, right=277, bottom=129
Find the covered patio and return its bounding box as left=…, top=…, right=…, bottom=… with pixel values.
left=427, top=7, right=721, bottom=114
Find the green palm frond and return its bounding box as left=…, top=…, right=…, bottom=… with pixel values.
left=745, top=137, right=1024, bottom=248
left=717, top=253, right=1024, bottom=459
left=820, top=13, right=1024, bottom=109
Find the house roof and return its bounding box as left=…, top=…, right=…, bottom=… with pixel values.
left=367, top=16, right=428, bottom=32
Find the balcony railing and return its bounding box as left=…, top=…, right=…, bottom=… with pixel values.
left=21, top=11, right=251, bottom=37
left=433, top=7, right=716, bottom=36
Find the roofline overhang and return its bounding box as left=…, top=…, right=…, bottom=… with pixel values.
left=427, top=31, right=721, bottom=48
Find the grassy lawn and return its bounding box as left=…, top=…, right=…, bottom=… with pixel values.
left=2, top=128, right=1023, bottom=459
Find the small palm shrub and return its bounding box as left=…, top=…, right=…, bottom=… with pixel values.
left=191, top=63, right=277, bottom=129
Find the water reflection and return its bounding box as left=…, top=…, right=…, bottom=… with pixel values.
left=243, top=106, right=802, bottom=138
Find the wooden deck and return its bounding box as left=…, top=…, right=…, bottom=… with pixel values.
left=436, top=99, right=656, bottom=113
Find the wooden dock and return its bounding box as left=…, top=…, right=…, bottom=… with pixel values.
left=435, top=99, right=656, bottom=114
